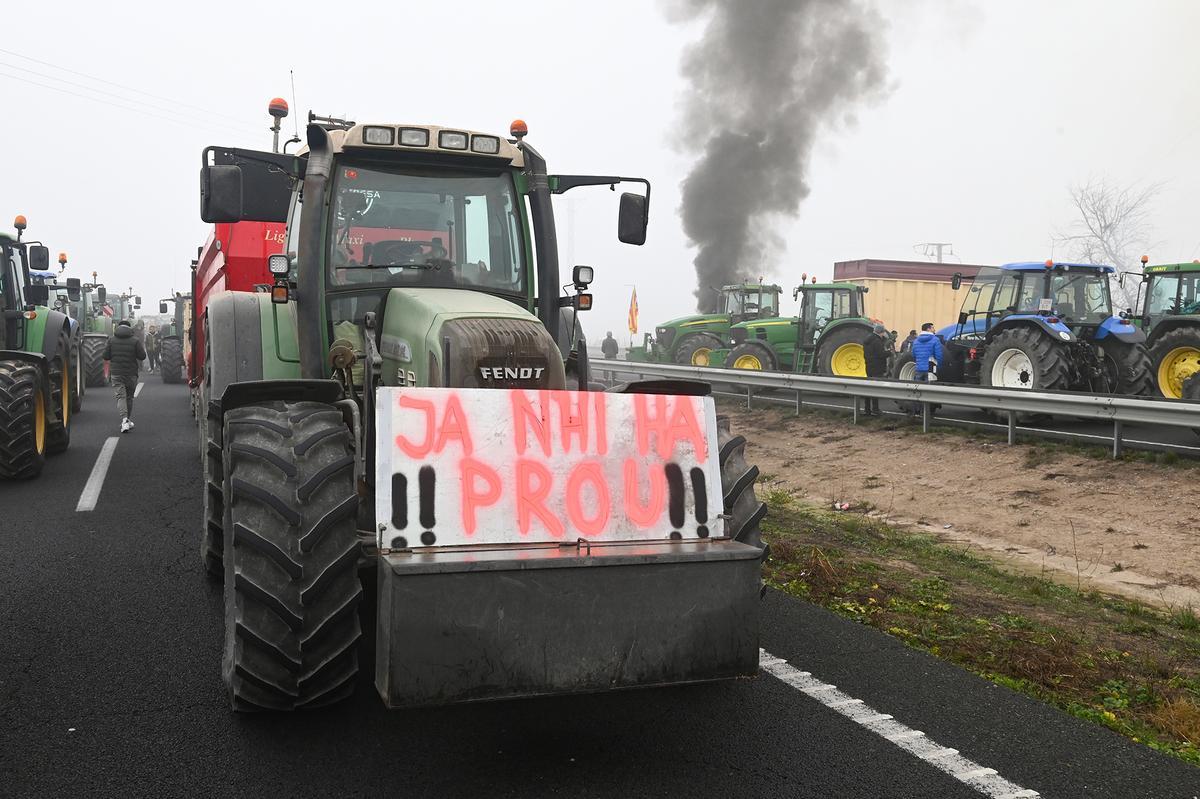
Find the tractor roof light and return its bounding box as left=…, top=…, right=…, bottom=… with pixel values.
left=1045, top=259, right=1054, bottom=269
left=13, top=214, right=27, bottom=230
left=399, top=128, right=429, bottom=147
left=510, top=119, right=528, bottom=139
left=58, top=252, right=68, bottom=265
left=438, top=131, right=468, bottom=150
left=268, top=97, right=289, bottom=119
left=363, top=126, right=396, bottom=146
left=471, top=135, right=500, bottom=154
left=1141, top=255, right=1149, bottom=265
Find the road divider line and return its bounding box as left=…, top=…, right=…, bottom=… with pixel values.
left=76, top=437, right=120, bottom=512
left=134, top=381, right=144, bottom=397
left=759, top=650, right=1039, bottom=799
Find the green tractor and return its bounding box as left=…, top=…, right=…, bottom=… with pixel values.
left=716, top=281, right=887, bottom=376
left=157, top=293, right=191, bottom=384
left=196, top=117, right=765, bottom=710
left=80, top=284, right=114, bottom=388
left=0, top=216, right=75, bottom=479
left=40, top=273, right=88, bottom=413
left=1134, top=259, right=1200, bottom=401
left=625, top=282, right=782, bottom=365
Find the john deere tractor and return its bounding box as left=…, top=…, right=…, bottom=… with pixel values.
left=0, top=216, right=75, bottom=479
left=625, top=282, right=782, bottom=365
left=197, top=117, right=765, bottom=710
left=716, top=281, right=887, bottom=376
left=898, top=261, right=1152, bottom=395
left=1133, top=260, right=1200, bottom=400
left=40, top=273, right=87, bottom=413
left=157, top=293, right=191, bottom=384
left=80, top=284, right=113, bottom=387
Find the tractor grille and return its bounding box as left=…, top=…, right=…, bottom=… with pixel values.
left=441, top=317, right=566, bottom=390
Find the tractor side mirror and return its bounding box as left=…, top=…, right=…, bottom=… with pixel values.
left=24, top=283, right=49, bottom=307
left=159, top=301, right=169, bottom=314
left=951, top=272, right=962, bottom=291
left=28, top=245, right=50, bottom=271
left=135, top=296, right=142, bottom=305
left=97, top=287, right=107, bottom=304
left=617, top=192, right=647, bottom=246
left=200, top=164, right=244, bottom=223
left=957, top=311, right=968, bottom=326
left=66, top=277, right=81, bottom=302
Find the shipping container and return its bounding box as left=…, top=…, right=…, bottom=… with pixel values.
left=833, top=259, right=989, bottom=338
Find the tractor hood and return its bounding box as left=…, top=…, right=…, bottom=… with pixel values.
left=379, top=288, right=566, bottom=390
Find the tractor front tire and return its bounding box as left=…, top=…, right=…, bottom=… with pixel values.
left=717, top=417, right=766, bottom=550
left=816, top=326, right=868, bottom=377
left=726, top=341, right=778, bottom=372
left=83, top=337, right=108, bottom=387
left=1104, top=340, right=1153, bottom=396
left=980, top=328, right=1070, bottom=392
left=674, top=333, right=725, bottom=367
left=222, top=400, right=362, bottom=710
left=160, top=338, right=184, bottom=384
left=202, top=407, right=224, bottom=580
left=1149, top=327, right=1200, bottom=399
left=0, top=361, right=47, bottom=479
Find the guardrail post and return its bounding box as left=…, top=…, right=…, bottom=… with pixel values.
left=922, top=402, right=931, bottom=433
left=852, top=397, right=859, bottom=424
left=1007, top=411, right=1016, bottom=445
left=795, top=390, right=802, bottom=416
left=1112, top=420, right=1123, bottom=459
left=746, top=385, right=753, bottom=410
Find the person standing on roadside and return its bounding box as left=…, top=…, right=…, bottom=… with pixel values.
left=601, top=330, right=619, bottom=359
left=907, top=322, right=944, bottom=416
left=145, top=325, right=160, bottom=373
left=861, top=323, right=890, bottom=416
left=900, top=329, right=918, bottom=353
left=103, top=319, right=146, bottom=433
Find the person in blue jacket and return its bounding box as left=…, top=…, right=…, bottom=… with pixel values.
left=911, top=322, right=943, bottom=381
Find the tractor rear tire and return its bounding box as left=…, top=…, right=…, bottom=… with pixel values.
left=891, top=351, right=917, bottom=381
left=221, top=400, right=362, bottom=710
left=980, top=328, right=1070, bottom=392
left=160, top=338, right=184, bottom=384
left=70, top=344, right=84, bottom=414
left=1149, top=327, right=1200, bottom=399
left=816, top=326, right=868, bottom=377
left=0, top=361, right=47, bottom=479
left=1103, top=340, right=1153, bottom=396
left=727, top=341, right=778, bottom=372
left=45, top=341, right=72, bottom=456
left=675, top=333, right=725, bottom=367
left=202, top=408, right=224, bottom=580
left=83, top=337, right=108, bottom=387
left=717, top=417, right=766, bottom=550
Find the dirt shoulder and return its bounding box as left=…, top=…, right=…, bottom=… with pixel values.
left=720, top=401, right=1200, bottom=610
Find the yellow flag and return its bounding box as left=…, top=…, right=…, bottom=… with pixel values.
left=628, top=288, right=639, bottom=335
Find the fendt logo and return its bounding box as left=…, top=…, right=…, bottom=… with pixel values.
left=479, top=366, right=546, bottom=381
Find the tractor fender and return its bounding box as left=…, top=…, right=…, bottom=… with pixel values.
left=218, top=379, right=344, bottom=416
left=205, top=291, right=303, bottom=400
left=1093, top=317, right=1146, bottom=343
left=23, top=308, right=73, bottom=362
left=0, top=349, right=50, bottom=380
left=988, top=315, right=1076, bottom=344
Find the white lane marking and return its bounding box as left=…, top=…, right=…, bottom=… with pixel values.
left=760, top=651, right=1039, bottom=799
left=76, top=437, right=120, bottom=512
left=134, top=382, right=144, bottom=397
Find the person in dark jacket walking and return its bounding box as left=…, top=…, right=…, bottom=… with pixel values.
left=601, top=331, right=619, bottom=359
left=103, top=320, right=146, bottom=433
left=861, top=323, right=890, bottom=415
left=900, top=329, right=918, bottom=353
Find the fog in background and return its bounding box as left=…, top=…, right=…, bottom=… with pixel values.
left=3, top=0, right=1198, bottom=344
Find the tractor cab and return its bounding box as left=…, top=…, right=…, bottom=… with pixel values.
left=1137, top=262, right=1200, bottom=399
left=720, top=283, right=781, bottom=324
left=794, top=282, right=864, bottom=348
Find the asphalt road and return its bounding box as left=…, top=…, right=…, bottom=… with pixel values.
left=2, top=380, right=1197, bottom=798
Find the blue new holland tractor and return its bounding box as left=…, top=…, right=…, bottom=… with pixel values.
left=893, top=261, right=1152, bottom=395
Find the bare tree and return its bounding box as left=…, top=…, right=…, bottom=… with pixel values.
left=1054, top=177, right=1162, bottom=308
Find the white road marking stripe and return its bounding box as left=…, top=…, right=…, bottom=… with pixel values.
left=76, top=437, right=119, bottom=512
left=134, top=381, right=144, bottom=397
left=760, top=650, right=1039, bottom=799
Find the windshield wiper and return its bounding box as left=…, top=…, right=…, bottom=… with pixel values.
left=335, top=263, right=437, bottom=271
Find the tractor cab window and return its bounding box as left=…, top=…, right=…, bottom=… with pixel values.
left=1016, top=273, right=1043, bottom=314
left=1147, top=275, right=1182, bottom=316
left=803, top=290, right=850, bottom=327
left=327, top=163, right=526, bottom=297
left=1182, top=274, right=1200, bottom=314
left=990, top=272, right=1019, bottom=316
left=1050, top=271, right=1110, bottom=324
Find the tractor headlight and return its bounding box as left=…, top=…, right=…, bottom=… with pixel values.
left=399, top=128, right=429, bottom=147
left=439, top=131, right=468, bottom=150
left=363, top=126, right=395, bottom=145
left=471, top=135, right=500, bottom=154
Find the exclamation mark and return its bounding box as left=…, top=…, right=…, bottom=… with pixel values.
left=690, top=467, right=709, bottom=538
left=390, top=472, right=408, bottom=548
left=419, top=466, right=437, bottom=545
left=665, top=463, right=685, bottom=540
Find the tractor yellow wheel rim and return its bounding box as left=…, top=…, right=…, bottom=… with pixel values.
left=691, top=347, right=712, bottom=366
left=61, top=366, right=69, bottom=427
left=34, top=387, right=46, bottom=454
left=733, top=354, right=763, bottom=370
left=831, top=343, right=867, bottom=377
left=1157, top=346, right=1200, bottom=399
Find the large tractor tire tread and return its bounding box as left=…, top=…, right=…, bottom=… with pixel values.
left=726, top=341, right=778, bottom=372
left=160, top=338, right=185, bottom=384
left=83, top=337, right=108, bottom=387
left=1105, top=339, right=1153, bottom=396
left=717, top=417, right=765, bottom=550
left=1148, top=327, right=1200, bottom=399
left=0, top=361, right=46, bottom=480
left=45, top=342, right=71, bottom=456
left=674, top=333, right=725, bottom=366
left=222, top=401, right=361, bottom=711
left=816, top=325, right=869, bottom=378
left=203, top=414, right=224, bottom=579
left=981, top=327, right=1071, bottom=392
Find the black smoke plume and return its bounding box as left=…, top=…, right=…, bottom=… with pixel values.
left=672, top=0, right=889, bottom=311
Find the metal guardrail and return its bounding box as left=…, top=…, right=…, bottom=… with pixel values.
left=591, top=359, right=1200, bottom=458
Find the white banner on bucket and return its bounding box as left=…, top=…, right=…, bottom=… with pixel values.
left=375, top=388, right=724, bottom=549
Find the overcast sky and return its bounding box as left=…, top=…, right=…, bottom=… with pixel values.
left=4, top=0, right=1198, bottom=340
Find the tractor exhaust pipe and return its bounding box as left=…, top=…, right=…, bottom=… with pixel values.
left=296, top=123, right=333, bottom=380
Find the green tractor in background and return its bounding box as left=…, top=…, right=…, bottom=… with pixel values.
left=0, top=216, right=75, bottom=479
left=80, top=283, right=115, bottom=387
left=715, top=281, right=888, bottom=376
left=1134, top=258, right=1200, bottom=401
left=157, top=293, right=191, bottom=384
left=41, top=273, right=88, bottom=413
left=625, top=282, right=782, bottom=365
